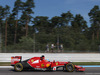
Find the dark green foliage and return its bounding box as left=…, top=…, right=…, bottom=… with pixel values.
left=71, top=14, right=88, bottom=32
left=6, top=36, right=35, bottom=53
left=34, top=16, right=50, bottom=33
left=88, top=5, right=100, bottom=40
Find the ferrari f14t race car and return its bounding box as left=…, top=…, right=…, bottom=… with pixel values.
left=11, top=55, right=85, bottom=72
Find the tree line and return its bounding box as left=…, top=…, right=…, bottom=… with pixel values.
left=0, top=0, right=100, bottom=53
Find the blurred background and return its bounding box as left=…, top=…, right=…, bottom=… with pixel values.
left=0, top=0, right=100, bottom=53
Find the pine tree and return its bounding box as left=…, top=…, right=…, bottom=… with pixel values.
left=23, top=0, right=35, bottom=36
left=3, top=5, right=10, bottom=50
left=12, top=0, right=23, bottom=44
left=88, top=5, right=100, bottom=40
left=0, top=6, right=4, bottom=52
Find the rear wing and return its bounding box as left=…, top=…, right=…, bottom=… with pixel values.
left=11, top=56, right=22, bottom=66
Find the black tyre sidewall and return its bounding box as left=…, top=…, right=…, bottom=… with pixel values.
left=65, top=63, right=75, bottom=72
left=14, top=63, right=23, bottom=72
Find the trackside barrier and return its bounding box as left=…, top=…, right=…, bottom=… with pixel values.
left=0, top=53, right=100, bottom=62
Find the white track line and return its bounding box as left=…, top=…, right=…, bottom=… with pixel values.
left=85, top=73, right=100, bottom=75
left=0, top=66, right=13, bottom=68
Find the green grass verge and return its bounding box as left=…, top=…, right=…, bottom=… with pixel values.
left=0, top=62, right=11, bottom=66
left=0, top=62, right=100, bottom=66
left=73, top=62, right=100, bottom=65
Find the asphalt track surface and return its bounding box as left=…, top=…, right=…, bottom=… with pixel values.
left=0, top=68, right=100, bottom=75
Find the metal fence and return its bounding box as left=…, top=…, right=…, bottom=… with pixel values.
left=0, top=53, right=100, bottom=62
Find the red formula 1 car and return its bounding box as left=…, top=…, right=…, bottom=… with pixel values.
left=11, top=55, right=85, bottom=72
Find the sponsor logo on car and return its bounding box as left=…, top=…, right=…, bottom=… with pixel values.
left=41, top=64, right=44, bottom=67
left=11, top=58, right=20, bottom=62
left=56, top=63, right=58, bottom=65
left=31, top=60, right=34, bottom=62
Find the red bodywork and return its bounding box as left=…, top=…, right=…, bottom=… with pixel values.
left=11, top=56, right=85, bottom=72
left=11, top=56, right=22, bottom=66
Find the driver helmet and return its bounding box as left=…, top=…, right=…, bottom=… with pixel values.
left=40, top=55, right=45, bottom=60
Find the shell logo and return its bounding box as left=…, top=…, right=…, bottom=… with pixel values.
left=41, top=64, right=44, bottom=67
left=46, top=64, right=50, bottom=67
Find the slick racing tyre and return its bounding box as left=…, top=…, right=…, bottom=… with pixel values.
left=65, top=63, right=75, bottom=72
left=14, top=63, right=23, bottom=72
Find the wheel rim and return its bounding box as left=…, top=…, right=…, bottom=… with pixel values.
left=67, top=65, right=73, bottom=71
left=66, top=63, right=75, bottom=72
left=16, top=64, right=22, bottom=70
left=15, top=63, right=23, bottom=71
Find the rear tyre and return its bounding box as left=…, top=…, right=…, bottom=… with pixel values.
left=65, top=63, right=75, bottom=72
left=14, top=63, right=23, bottom=72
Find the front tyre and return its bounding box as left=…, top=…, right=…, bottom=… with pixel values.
left=14, top=63, right=23, bottom=72
left=65, top=63, right=75, bottom=72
